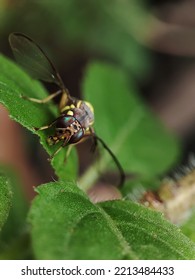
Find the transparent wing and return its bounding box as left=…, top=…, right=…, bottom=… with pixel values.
left=9, top=32, right=65, bottom=89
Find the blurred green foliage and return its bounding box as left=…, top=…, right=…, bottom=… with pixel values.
left=0, top=170, right=30, bottom=259
left=0, top=0, right=150, bottom=81
left=0, top=173, right=12, bottom=232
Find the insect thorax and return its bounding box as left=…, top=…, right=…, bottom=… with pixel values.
left=60, top=99, right=94, bottom=129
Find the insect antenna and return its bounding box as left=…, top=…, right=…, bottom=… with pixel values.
left=94, top=135, right=125, bottom=188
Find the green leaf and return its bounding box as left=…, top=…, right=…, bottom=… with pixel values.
left=29, top=181, right=195, bottom=259
left=0, top=174, right=28, bottom=242
left=27, top=0, right=150, bottom=77
left=181, top=210, right=195, bottom=243
left=0, top=54, right=78, bottom=180
left=80, top=62, right=180, bottom=189
left=0, top=169, right=31, bottom=259
left=29, top=181, right=133, bottom=260
left=0, top=174, right=12, bottom=231
left=101, top=201, right=195, bottom=260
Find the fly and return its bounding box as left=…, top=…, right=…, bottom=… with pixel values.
left=9, top=32, right=125, bottom=188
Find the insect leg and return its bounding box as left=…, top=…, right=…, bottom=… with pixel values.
left=48, top=144, right=64, bottom=161
left=34, top=118, right=58, bottom=131
left=88, top=127, right=98, bottom=152
left=64, top=145, right=72, bottom=163
left=78, top=128, right=125, bottom=187
left=79, top=127, right=97, bottom=151
left=21, top=89, right=62, bottom=104
left=90, top=137, right=98, bottom=153
left=48, top=137, right=70, bottom=161
left=95, top=135, right=125, bottom=188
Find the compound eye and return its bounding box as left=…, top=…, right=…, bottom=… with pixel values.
left=69, top=128, right=84, bottom=144
left=56, top=116, right=75, bottom=128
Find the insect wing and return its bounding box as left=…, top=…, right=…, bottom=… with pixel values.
left=9, top=33, right=64, bottom=89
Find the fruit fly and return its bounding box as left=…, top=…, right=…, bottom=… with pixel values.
left=9, top=32, right=125, bottom=187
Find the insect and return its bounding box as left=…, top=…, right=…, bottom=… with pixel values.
left=9, top=32, right=125, bottom=187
